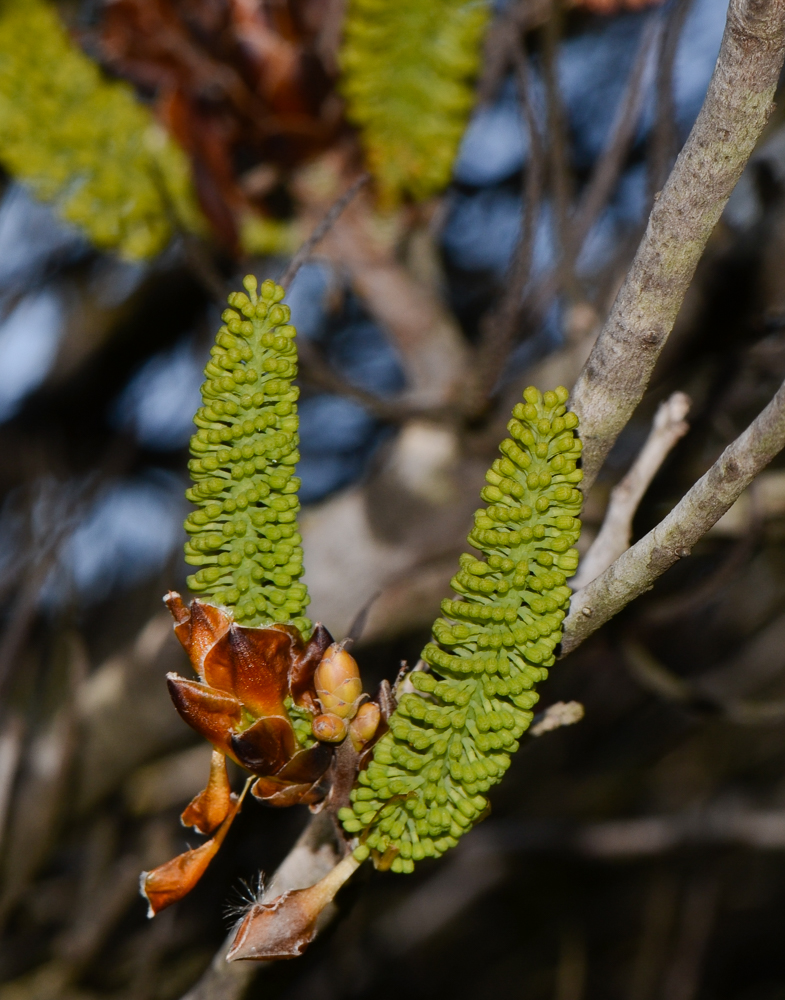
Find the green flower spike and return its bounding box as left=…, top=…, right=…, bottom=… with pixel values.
left=340, top=386, right=583, bottom=871
left=339, top=0, right=490, bottom=204
left=184, top=275, right=309, bottom=633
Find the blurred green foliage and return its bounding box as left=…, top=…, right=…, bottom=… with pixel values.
left=0, top=0, right=204, bottom=259
left=340, top=0, right=490, bottom=203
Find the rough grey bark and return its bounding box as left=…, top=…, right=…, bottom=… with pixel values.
left=562, top=377, right=785, bottom=654
left=571, top=0, right=785, bottom=491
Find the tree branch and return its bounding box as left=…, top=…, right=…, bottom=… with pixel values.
left=563, top=376, right=785, bottom=654
left=570, top=0, right=785, bottom=491
left=571, top=391, right=690, bottom=590
left=279, top=173, right=370, bottom=291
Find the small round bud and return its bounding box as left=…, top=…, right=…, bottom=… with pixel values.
left=312, top=713, right=347, bottom=742
left=349, top=702, right=381, bottom=751
left=315, top=643, right=363, bottom=719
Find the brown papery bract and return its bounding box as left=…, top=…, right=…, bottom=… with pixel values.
left=141, top=779, right=251, bottom=916
left=226, top=853, right=361, bottom=961
left=181, top=749, right=233, bottom=834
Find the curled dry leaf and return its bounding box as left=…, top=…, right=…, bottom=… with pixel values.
left=141, top=779, right=251, bottom=916
left=181, top=748, right=232, bottom=834
left=96, top=0, right=339, bottom=247
left=226, top=852, right=361, bottom=961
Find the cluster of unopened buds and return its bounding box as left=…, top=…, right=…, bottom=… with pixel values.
left=140, top=593, right=391, bottom=956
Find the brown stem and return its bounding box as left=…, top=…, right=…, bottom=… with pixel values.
left=466, top=39, right=546, bottom=414
left=541, top=0, right=577, bottom=299
left=568, top=17, right=660, bottom=256
left=280, top=173, right=371, bottom=291
left=649, top=0, right=695, bottom=197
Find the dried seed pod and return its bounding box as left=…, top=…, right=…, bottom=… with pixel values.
left=227, top=853, right=361, bottom=961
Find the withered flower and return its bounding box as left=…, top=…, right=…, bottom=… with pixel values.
left=164, top=591, right=335, bottom=807
left=141, top=778, right=252, bottom=916
left=182, top=749, right=233, bottom=834
left=141, top=592, right=386, bottom=918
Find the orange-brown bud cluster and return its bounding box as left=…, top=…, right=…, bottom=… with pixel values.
left=141, top=593, right=389, bottom=918
left=312, top=643, right=366, bottom=743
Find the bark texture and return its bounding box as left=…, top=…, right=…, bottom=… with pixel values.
left=571, top=0, right=785, bottom=490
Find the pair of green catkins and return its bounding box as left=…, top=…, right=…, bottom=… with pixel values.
left=184, top=275, right=582, bottom=873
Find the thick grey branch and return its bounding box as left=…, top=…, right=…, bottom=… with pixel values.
left=571, top=0, right=785, bottom=491
left=563, top=377, right=785, bottom=654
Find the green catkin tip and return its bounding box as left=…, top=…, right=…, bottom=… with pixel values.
left=343, top=386, right=582, bottom=869
left=339, top=0, right=490, bottom=204
left=184, top=276, right=310, bottom=631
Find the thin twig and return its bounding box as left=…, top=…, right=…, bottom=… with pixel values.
left=296, top=338, right=430, bottom=424
left=0, top=714, right=23, bottom=856
left=522, top=17, right=659, bottom=336
left=477, top=0, right=553, bottom=103
left=466, top=39, right=546, bottom=413
left=571, top=0, right=785, bottom=491
left=0, top=480, right=91, bottom=701
left=649, top=0, right=696, bottom=198
left=280, top=173, right=371, bottom=291
left=571, top=392, right=690, bottom=590
left=640, top=529, right=759, bottom=625
left=541, top=0, right=578, bottom=300
left=529, top=701, right=585, bottom=736
left=563, top=374, right=785, bottom=654
left=315, top=0, right=348, bottom=74
left=568, top=17, right=660, bottom=256
left=661, top=873, right=719, bottom=1000
left=620, top=638, right=785, bottom=724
